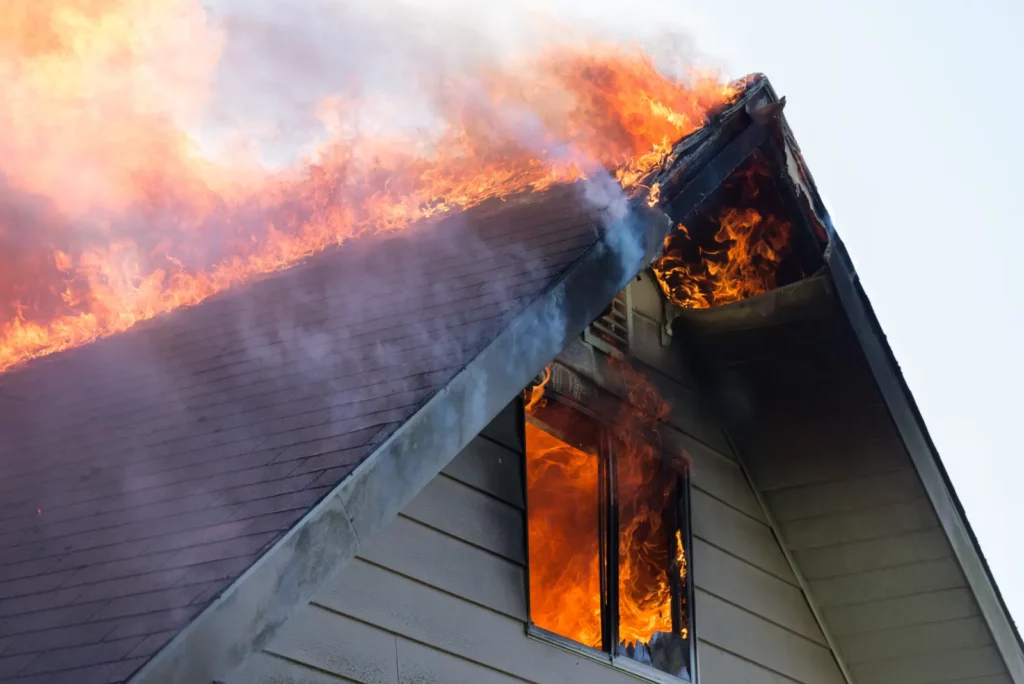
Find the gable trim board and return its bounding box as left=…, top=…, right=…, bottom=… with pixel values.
left=823, top=229, right=1024, bottom=683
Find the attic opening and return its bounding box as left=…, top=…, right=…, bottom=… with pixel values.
left=652, top=150, right=824, bottom=312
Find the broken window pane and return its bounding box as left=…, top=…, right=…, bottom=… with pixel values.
left=525, top=401, right=603, bottom=649
left=616, top=436, right=692, bottom=679
left=523, top=362, right=694, bottom=680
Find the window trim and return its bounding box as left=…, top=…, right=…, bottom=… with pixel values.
left=521, top=379, right=698, bottom=683
left=527, top=623, right=693, bottom=684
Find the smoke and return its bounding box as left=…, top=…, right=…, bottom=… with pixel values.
left=197, top=0, right=720, bottom=165
left=0, top=2, right=725, bottom=519
left=580, top=171, right=644, bottom=275
left=0, top=0, right=739, bottom=428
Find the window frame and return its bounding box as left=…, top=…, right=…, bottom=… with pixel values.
left=521, top=383, right=698, bottom=683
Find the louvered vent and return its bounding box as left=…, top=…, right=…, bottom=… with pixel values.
left=583, top=286, right=633, bottom=357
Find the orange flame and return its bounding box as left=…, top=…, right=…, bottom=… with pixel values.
left=652, top=156, right=794, bottom=309
left=525, top=365, right=552, bottom=413
left=0, top=0, right=743, bottom=375
left=675, top=529, right=688, bottom=640
left=612, top=356, right=686, bottom=649
left=525, top=418, right=603, bottom=648
left=524, top=358, right=689, bottom=654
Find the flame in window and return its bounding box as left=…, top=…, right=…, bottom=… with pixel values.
left=524, top=359, right=691, bottom=658
left=525, top=418, right=603, bottom=648
left=613, top=356, right=686, bottom=650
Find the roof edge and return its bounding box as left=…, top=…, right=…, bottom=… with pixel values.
left=824, top=225, right=1024, bottom=683
left=126, top=197, right=672, bottom=684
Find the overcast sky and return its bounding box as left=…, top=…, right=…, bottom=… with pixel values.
left=676, top=0, right=1024, bottom=622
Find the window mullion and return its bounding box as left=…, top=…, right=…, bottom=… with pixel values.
left=680, top=474, right=697, bottom=681
left=668, top=475, right=685, bottom=640
left=601, top=429, right=620, bottom=656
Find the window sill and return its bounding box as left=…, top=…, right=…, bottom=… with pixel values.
left=525, top=625, right=693, bottom=684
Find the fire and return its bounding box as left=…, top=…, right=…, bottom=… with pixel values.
left=652, top=156, right=794, bottom=309
left=646, top=182, right=662, bottom=208
left=525, top=365, right=552, bottom=413
left=525, top=418, right=603, bottom=648
left=612, top=356, right=686, bottom=651
left=0, top=0, right=743, bottom=375
left=524, top=358, right=689, bottom=658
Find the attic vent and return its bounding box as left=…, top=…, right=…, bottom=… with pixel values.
left=583, top=286, right=633, bottom=357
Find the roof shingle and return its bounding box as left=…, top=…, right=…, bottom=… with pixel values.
left=0, top=187, right=599, bottom=683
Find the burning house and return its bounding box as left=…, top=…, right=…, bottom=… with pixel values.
left=1, top=71, right=1022, bottom=684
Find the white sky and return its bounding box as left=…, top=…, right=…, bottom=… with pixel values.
left=675, top=0, right=1024, bottom=623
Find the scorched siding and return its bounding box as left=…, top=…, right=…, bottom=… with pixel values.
left=235, top=338, right=846, bottom=684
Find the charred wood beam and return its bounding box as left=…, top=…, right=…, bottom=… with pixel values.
left=755, top=114, right=831, bottom=276
left=650, top=77, right=772, bottom=201
left=663, top=121, right=769, bottom=225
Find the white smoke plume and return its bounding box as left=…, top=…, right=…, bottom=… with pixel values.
left=183, top=0, right=725, bottom=170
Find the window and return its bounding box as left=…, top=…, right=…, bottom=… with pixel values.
left=524, top=364, right=696, bottom=681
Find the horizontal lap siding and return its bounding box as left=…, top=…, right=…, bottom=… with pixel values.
left=756, top=432, right=1007, bottom=683
left=739, top=342, right=1013, bottom=684
left=653, top=339, right=841, bottom=682
left=240, top=387, right=842, bottom=683
left=696, top=591, right=842, bottom=684
left=401, top=474, right=524, bottom=564
left=697, top=642, right=801, bottom=684
left=235, top=652, right=358, bottom=683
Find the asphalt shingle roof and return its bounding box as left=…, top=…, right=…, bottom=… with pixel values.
left=0, top=186, right=601, bottom=683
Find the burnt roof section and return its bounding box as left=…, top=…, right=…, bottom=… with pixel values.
left=0, top=187, right=601, bottom=683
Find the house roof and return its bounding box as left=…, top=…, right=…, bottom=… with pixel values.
left=0, top=187, right=606, bottom=683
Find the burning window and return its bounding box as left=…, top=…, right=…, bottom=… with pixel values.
left=524, top=363, right=695, bottom=680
